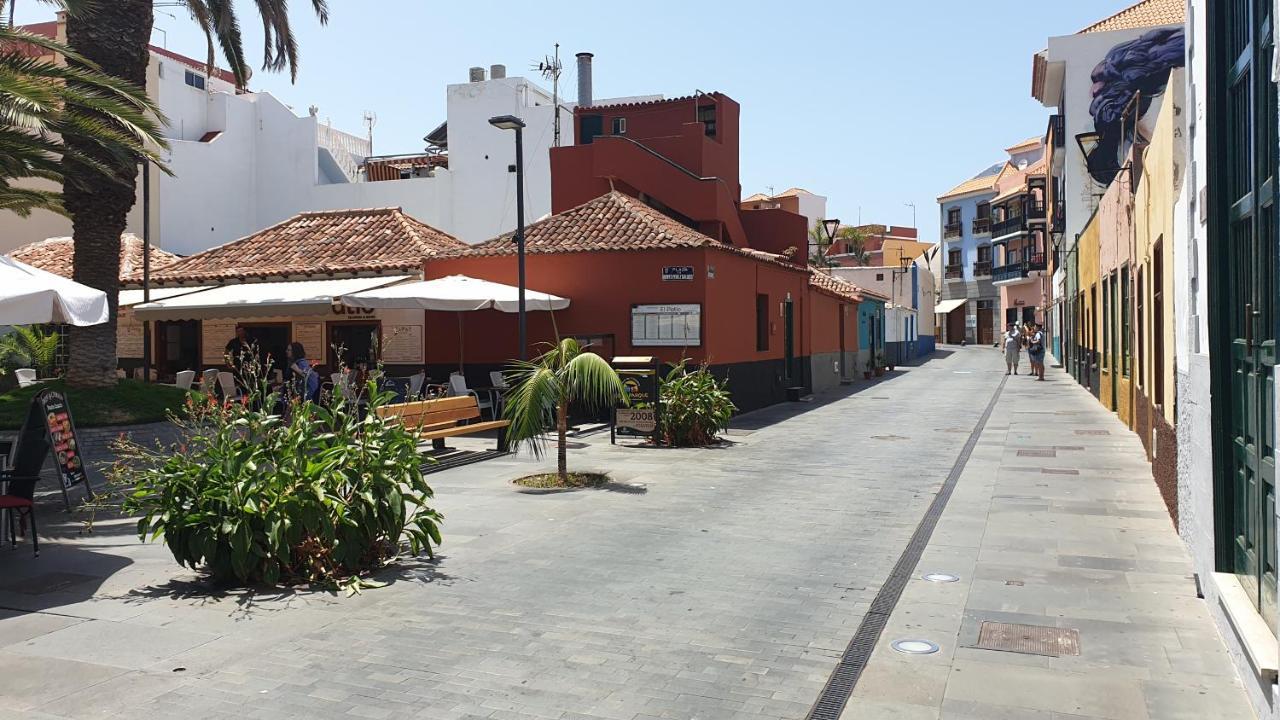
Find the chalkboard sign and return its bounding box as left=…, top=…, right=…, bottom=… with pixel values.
left=36, top=388, right=88, bottom=491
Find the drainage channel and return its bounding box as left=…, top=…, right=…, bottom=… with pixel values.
left=806, top=374, right=1007, bottom=720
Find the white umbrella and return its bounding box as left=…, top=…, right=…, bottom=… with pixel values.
left=0, top=256, right=109, bottom=326
left=338, top=275, right=569, bottom=312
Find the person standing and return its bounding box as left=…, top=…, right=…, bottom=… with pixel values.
left=286, top=342, right=320, bottom=402
left=1002, top=323, right=1022, bottom=375
left=1027, top=323, right=1046, bottom=381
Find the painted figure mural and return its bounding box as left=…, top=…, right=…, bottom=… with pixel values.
left=1080, top=28, right=1186, bottom=186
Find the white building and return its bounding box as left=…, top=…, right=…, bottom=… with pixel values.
left=4, top=17, right=655, bottom=255
left=830, top=246, right=937, bottom=363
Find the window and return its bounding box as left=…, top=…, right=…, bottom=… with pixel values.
left=947, top=249, right=961, bottom=266
left=579, top=114, right=603, bottom=144
left=184, top=70, right=205, bottom=90
left=611, top=117, right=627, bottom=135
left=947, top=208, right=961, bottom=225
left=976, top=245, right=991, bottom=262
left=1121, top=266, right=1131, bottom=377
left=1102, top=276, right=1110, bottom=369
left=755, top=294, right=769, bottom=351
left=876, top=273, right=884, bottom=281
left=976, top=202, right=991, bottom=219
left=1137, top=267, right=1145, bottom=388
left=1153, top=238, right=1164, bottom=405
left=697, top=104, right=716, bottom=137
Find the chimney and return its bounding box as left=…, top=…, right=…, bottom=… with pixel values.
left=469, top=66, right=486, bottom=83
left=490, top=64, right=506, bottom=79
left=576, top=52, right=593, bottom=107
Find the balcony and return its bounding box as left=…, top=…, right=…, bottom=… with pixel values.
left=992, top=253, right=1047, bottom=284
left=943, top=222, right=964, bottom=240
left=944, top=265, right=964, bottom=280
left=973, top=260, right=992, bottom=277
left=1051, top=205, right=1065, bottom=234
left=972, top=217, right=991, bottom=235
left=1050, top=115, right=1064, bottom=148
left=991, top=214, right=1026, bottom=239
left=1027, top=200, right=1046, bottom=221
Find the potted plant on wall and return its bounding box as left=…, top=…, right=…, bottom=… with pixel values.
left=874, top=351, right=886, bottom=377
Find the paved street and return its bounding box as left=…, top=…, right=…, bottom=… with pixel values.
left=0, top=347, right=1254, bottom=719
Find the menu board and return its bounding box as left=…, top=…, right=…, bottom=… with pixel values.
left=382, top=324, right=423, bottom=364
left=202, top=321, right=237, bottom=365
left=116, top=307, right=144, bottom=359
left=292, top=322, right=325, bottom=362
left=37, top=389, right=87, bottom=490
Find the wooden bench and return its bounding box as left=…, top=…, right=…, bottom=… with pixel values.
left=376, top=395, right=510, bottom=452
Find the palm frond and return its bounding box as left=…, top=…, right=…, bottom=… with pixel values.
left=563, top=350, right=628, bottom=412
left=502, top=362, right=561, bottom=458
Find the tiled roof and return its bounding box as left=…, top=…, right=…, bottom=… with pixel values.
left=938, top=165, right=1007, bottom=201
left=808, top=269, right=865, bottom=303
left=451, top=191, right=810, bottom=273
left=10, top=234, right=180, bottom=281
left=135, top=208, right=465, bottom=285
left=363, top=154, right=448, bottom=181
left=1080, top=0, right=1184, bottom=34
left=1006, top=136, right=1042, bottom=152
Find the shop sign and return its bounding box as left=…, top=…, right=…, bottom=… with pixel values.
left=333, top=304, right=375, bottom=316
left=36, top=389, right=88, bottom=490
left=612, top=356, right=661, bottom=442
left=615, top=408, right=656, bottom=434
left=661, top=265, right=695, bottom=282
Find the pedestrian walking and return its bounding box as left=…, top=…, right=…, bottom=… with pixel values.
left=1027, top=322, right=1046, bottom=381
left=1002, top=323, right=1022, bottom=375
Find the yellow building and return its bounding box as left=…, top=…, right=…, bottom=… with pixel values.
left=1077, top=208, right=1100, bottom=398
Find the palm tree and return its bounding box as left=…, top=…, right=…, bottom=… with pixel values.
left=503, top=338, right=628, bottom=483
left=59, top=0, right=329, bottom=387
left=837, top=225, right=872, bottom=266
left=0, top=325, right=61, bottom=376
left=807, top=220, right=837, bottom=269
left=0, top=23, right=165, bottom=217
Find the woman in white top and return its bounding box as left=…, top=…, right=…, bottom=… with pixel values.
left=1002, top=323, right=1021, bottom=375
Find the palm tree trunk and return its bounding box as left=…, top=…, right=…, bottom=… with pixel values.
left=61, top=0, right=154, bottom=388
left=556, top=396, right=568, bottom=481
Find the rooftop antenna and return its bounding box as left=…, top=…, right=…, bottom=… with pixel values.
left=536, top=44, right=563, bottom=147
left=363, top=111, right=377, bottom=153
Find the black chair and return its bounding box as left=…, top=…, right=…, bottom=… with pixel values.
left=0, top=402, right=48, bottom=558
left=379, top=377, right=411, bottom=404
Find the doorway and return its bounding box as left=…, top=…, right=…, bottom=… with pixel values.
left=782, top=297, right=795, bottom=381
left=328, top=321, right=381, bottom=370
left=976, top=300, right=994, bottom=345
left=240, top=324, right=290, bottom=378
left=156, top=320, right=199, bottom=379
left=1209, top=0, right=1278, bottom=628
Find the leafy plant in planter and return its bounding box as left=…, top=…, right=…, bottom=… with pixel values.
left=863, top=355, right=874, bottom=380
left=659, top=361, right=736, bottom=446
left=504, top=338, right=627, bottom=484
left=102, top=355, right=441, bottom=588
left=874, top=351, right=887, bottom=377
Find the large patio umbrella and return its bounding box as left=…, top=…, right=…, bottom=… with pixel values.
left=0, top=256, right=109, bottom=326
left=338, top=275, right=570, bottom=371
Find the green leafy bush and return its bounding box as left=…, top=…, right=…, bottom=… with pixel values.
left=0, top=325, right=61, bottom=376
left=658, top=361, right=736, bottom=447
left=107, top=364, right=441, bottom=587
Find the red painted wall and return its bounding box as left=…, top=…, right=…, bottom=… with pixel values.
left=740, top=208, right=809, bottom=259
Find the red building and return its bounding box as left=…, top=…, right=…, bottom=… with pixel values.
left=424, top=92, right=874, bottom=410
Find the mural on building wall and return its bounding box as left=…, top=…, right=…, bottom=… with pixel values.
left=1080, top=28, right=1186, bottom=187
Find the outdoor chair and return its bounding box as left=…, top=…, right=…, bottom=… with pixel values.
left=14, top=368, right=36, bottom=388
left=0, top=402, right=49, bottom=558
left=380, top=377, right=411, bottom=404
left=408, top=372, right=426, bottom=400
left=217, top=371, right=241, bottom=401
left=450, top=373, right=494, bottom=420
left=173, top=370, right=196, bottom=390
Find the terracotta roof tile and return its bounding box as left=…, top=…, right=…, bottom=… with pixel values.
left=1080, top=0, right=1183, bottom=34
left=135, top=208, right=465, bottom=285
left=10, top=234, right=179, bottom=281
left=808, top=269, right=865, bottom=302
left=938, top=166, right=1006, bottom=201
left=449, top=191, right=810, bottom=274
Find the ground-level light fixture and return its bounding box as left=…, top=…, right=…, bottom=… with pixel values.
left=891, top=639, right=940, bottom=655
left=921, top=572, right=960, bottom=583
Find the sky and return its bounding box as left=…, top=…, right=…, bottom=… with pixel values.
left=13, top=1, right=1133, bottom=242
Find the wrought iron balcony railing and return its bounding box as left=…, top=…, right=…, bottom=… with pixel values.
left=991, top=215, right=1026, bottom=238
left=943, top=222, right=964, bottom=239
left=944, top=265, right=964, bottom=279
left=973, top=261, right=992, bottom=277
left=972, top=217, right=991, bottom=235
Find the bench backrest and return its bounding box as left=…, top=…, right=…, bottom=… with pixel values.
left=376, top=395, right=480, bottom=428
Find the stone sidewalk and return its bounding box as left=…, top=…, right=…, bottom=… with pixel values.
left=841, top=366, right=1254, bottom=719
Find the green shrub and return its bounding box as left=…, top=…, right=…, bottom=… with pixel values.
left=107, top=365, right=440, bottom=587
left=659, top=361, right=735, bottom=447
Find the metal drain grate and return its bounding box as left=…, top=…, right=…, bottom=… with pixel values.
left=974, top=622, right=1080, bottom=657
left=1075, top=429, right=1111, bottom=436
left=1017, top=449, right=1057, bottom=458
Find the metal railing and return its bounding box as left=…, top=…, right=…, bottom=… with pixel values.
left=992, top=253, right=1046, bottom=282
left=972, top=217, right=991, bottom=235
left=944, top=265, right=964, bottom=279
left=973, top=260, right=992, bottom=277
left=943, top=222, right=964, bottom=239
left=1027, top=201, right=1046, bottom=219
left=991, top=215, right=1026, bottom=238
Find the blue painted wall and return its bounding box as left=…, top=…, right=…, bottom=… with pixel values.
left=939, top=189, right=997, bottom=285
left=858, top=298, right=886, bottom=353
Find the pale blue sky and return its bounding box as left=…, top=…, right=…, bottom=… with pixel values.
left=15, top=1, right=1132, bottom=240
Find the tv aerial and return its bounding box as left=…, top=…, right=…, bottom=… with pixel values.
left=534, top=44, right=563, bottom=146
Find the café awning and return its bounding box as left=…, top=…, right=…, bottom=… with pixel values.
left=934, top=298, right=967, bottom=315
left=131, top=276, right=411, bottom=321
left=338, top=275, right=570, bottom=312
left=119, top=286, right=212, bottom=308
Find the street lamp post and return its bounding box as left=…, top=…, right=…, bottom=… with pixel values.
left=489, top=115, right=528, bottom=360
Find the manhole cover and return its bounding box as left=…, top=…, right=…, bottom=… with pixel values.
left=1075, top=429, right=1111, bottom=436
left=974, top=622, right=1079, bottom=657
left=1017, top=449, right=1057, bottom=458
left=0, top=572, right=99, bottom=595
left=922, top=573, right=960, bottom=583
